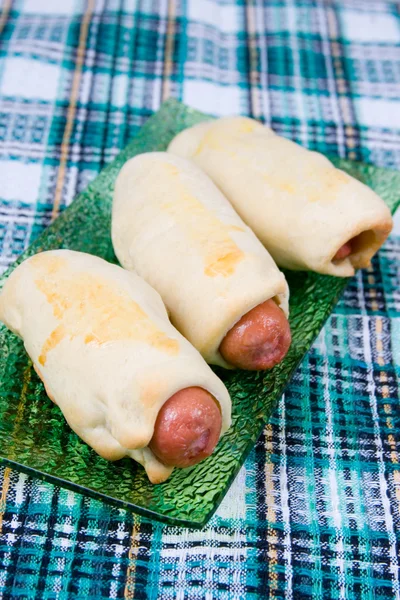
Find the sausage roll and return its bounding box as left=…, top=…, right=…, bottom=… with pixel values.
left=168, top=117, right=393, bottom=277
left=112, top=152, right=291, bottom=370
left=0, top=250, right=231, bottom=483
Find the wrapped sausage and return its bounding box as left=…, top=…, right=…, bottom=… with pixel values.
left=0, top=250, right=231, bottom=483
left=112, top=152, right=290, bottom=370
left=168, top=117, right=393, bottom=277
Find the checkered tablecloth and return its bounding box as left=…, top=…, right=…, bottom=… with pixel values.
left=0, top=0, right=400, bottom=598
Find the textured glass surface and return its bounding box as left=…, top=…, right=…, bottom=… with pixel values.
left=0, top=99, right=399, bottom=528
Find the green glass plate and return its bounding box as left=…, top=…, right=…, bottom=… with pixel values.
left=0, top=99, right=399, bottom=529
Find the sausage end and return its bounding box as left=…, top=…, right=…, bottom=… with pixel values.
left=149, top=387, right=222, bottom=468
left=219, top=299, right=291, bottom=370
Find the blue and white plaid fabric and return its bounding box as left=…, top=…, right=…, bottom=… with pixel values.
left=0, top=0, right=400, bottom=597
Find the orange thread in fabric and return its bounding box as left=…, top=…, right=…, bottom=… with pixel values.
left=51, top=0, right=95, bottom=221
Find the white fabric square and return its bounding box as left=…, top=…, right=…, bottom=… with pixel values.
left=391, top=317, right=400, bottom=367
left=111, top=74, right=129, bottom=108
left=91, top=72, right=111, bottom=105
left=285, top=6, right=297, bottom=32
left=122, top=0, right=140, bottom=12
left=14, top=473, right=28, bottom=506
left=216, top=465, right=247, bottom=520
left=354, top=98, right=400, bottom=129
left=22, top=0, right=80, bottom=15
left=103, top=0, right=120, bottom=9
left=187, top=0, right=239, bottom=33
left=183, top=80, right=242, bottom=116
left=1, top=57, right=61, bottom=101
left=341, top=11, right=400, bottom=43
left=0, top=160, right=42, bottom=204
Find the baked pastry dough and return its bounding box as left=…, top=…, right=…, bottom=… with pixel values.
left=0, top=250, right=231, bottom=483
left=112, top=152, right=289, bottom=368
left=168, top=117, right=393, bottom=277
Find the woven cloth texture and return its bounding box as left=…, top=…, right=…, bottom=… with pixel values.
left=0, top=0, right=400, bottom=598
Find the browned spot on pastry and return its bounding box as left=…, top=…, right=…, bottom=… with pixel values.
left=32, top=254, right=179, bottom=365
left=194, top=118, right=258, bottom=157
left=159, top=164, right=244, bottom=277
left=38, top=325, right=66, bottom=366
left=306, top=167, right=351, bottom=204
left=139, top=380, right=167, bottom=410
left=204, top=248, right=244, bottom=277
